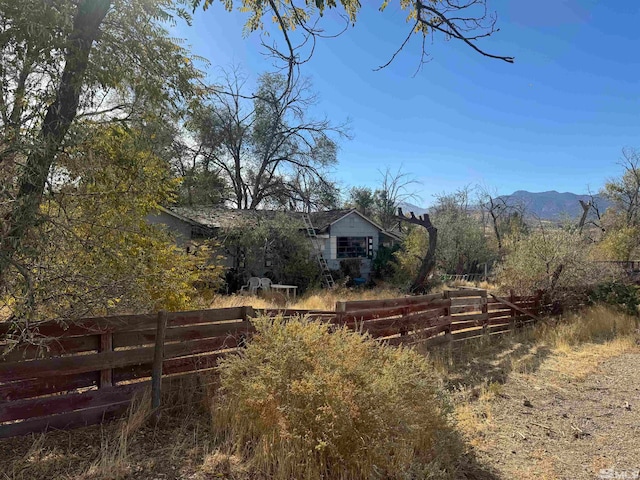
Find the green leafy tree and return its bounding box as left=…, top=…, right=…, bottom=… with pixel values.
left=592, top=226, right=640, bottom=262
left=5, top=125, right=222, bottom=332
left=392, top=225, right=428, bottom=287
left=431, top=189, right=493, bottom=274
left=0, top=0, right=203, bottom=291
left=602, top=148, right=640, bottom=228
left=347, top=187, right=376, bottom=218
left=495, top=228, right=620, bottom=296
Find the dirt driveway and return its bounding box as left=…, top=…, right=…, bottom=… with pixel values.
left=453, top=345, right=640, bottom=480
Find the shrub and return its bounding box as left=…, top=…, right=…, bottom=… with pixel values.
left=339, top=258, right=363, bottom=286
left=371, top=244, right=400, bottom=279
left=212, top=317, right=460, bottom=479
left=589, top=282, right=640, bottom=316
left=495, top=228, right=621, bottom=296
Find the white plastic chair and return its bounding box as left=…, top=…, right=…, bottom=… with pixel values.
left=259, top=277, right=272, bottom=292
left=240, top=277, right=261, bottom=295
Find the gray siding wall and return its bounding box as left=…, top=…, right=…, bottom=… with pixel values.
left=324, top=212, right=380, bottom=278
left=146, top=211, right=191, bottom=246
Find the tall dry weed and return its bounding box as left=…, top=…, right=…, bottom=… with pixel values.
left=209, top=287, right=404, bottom=311
left=81, top=388, right=152, bottom=479
left=534, top=304, right=638, bottom=348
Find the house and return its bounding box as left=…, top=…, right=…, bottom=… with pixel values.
left=147, top=206, right=401, bottom=279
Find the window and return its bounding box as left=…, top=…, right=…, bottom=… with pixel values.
left=337, top=237, right=373, bottom=259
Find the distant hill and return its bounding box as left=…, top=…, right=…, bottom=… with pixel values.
left=400, top=191, right=611, bottom=221
left=499, top=190, right=611, bottom=220
left=398, top=201, right=429, bottom=217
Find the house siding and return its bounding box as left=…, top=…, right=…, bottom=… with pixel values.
left=146, top=211, right=192, bottom=246
left=147, top=208, right=398, bottom=284
left=325, top=212, right=380, bottom=278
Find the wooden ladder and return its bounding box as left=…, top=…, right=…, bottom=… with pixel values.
left=302, top=213, right=335, bottom=289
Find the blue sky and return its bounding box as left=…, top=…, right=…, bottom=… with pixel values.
left=175, top=0, right=639, bottom=207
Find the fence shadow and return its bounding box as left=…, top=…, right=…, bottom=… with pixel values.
left=425, top=328, right=553, bottom=393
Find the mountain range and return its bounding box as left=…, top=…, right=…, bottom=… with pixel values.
left=400, top=190, right=611, bottom=221
left=497, top=190, right=611, bottom=220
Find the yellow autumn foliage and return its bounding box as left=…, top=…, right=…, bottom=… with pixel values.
left=6, top=125, right=222, bottom=322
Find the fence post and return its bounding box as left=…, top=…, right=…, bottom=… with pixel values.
left=481, top=289, right=489, bottom=337
left=397, top=306, right=407, bottom=336
left=441, top=291, right=453, bottom=360
left=151, top=310, right=169, bottom=415
left=99, top=332, right=113, bottom=388
left=534, top=290, right=544, bottom=318
left=239, top=306, right=254, bottom=348
left=442, top=290, right=452, bottom=335
left=509, top=289, right=516, bottom=330
left=241, top=305, right=255, bottom=321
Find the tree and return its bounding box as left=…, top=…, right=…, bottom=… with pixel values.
left=222, top=214, right=321, bottom=292
left=347, top=167, right=420, bottom=229
left=594, top=226, right=640, bottom=262
left=195, top=0, right=513, bottom=74
left=347, top=187, right=376, bottom=218
left=374, top=167, right=421, bottom=230
left=280, top=170, right=341, bottom=212
left=431, top=188, right=493, bottom=274
left=3, top=125, right=222, bottom=334
left=395, top=208, right=438, bottom=293
left=189, top=70, right=346, bottom=209
left=495, top=226, right=620, bottom=297
left=0, top=0, right=202, bottom=287
left=602, top=147, right=640, bottom=228
left=477, top=186, right=526, bottom=251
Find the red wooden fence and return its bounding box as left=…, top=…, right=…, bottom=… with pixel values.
left=0, top=289, right=541, bottom=439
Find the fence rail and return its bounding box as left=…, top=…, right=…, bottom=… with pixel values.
left=0, top=289, right=541, bottom=439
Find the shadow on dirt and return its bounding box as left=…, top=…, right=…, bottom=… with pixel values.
left=422, top=327, right=553, bottom=393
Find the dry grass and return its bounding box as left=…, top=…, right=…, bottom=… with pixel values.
left=80, top=389, right=152, bottom=479
left=534, top=304, right=638, bottom=348
left=209, top=286, right=405, bottom=311
left=432, top=304, right=640, bottom=455
left=208, top=283, right=500, bottom=312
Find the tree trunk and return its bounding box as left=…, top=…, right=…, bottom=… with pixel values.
left=396, top=208, right=438, bottom=293
left=549, top=264, right=564, bottom=293
left=0, top=0, right=111, bottom=279
left=410, top=225, right=437, bottom=293
left=577, top=200, right=591, bottom=234
left=489, top=208, right=502, bottom=250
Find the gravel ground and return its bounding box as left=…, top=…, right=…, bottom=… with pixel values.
left=460, top=351, right=640, bottom=480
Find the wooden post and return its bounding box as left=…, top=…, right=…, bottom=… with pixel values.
left=442, top=290, right=452, bottom=333
left=400, top=306, right=409, bottom=336
left=534, top=290, right=544, bottom=317
left=239, top=306, right=254, bottom=348
left=99, top=332, right=113, bottom=388
left=151, top=310, right=168, bottom=415
left=509, top=289, right=516, bottom=330
left=481, top=292, right=489, bottom=337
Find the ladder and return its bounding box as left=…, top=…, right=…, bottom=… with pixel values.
left=302, top=213, right=335, bottom=289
